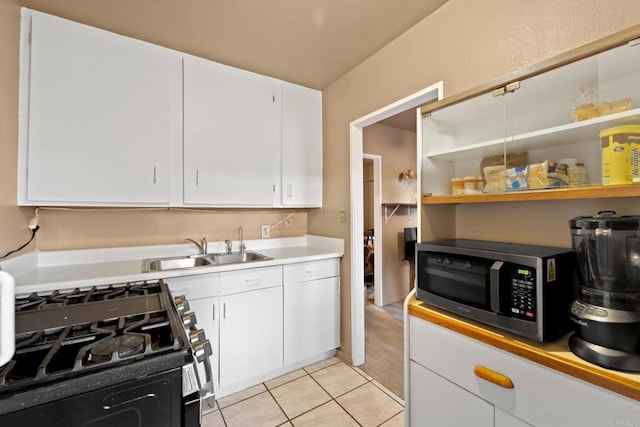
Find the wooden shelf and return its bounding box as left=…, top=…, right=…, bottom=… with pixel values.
left=421, top=184, right=640, bottom=205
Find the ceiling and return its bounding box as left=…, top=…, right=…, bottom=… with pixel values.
left=20, top=0, right=448, bottom=91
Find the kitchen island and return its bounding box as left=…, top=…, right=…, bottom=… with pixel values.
left=405, top=292, right=640, bottom=426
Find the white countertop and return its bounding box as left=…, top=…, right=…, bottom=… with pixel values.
left=0, top=235, right=344, bottom=295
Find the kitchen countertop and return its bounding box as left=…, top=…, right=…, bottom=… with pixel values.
left=1, top=235, right=344, bottom=295
left=407, top=295, right=640, bottom=402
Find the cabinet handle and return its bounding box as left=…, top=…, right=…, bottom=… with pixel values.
left=245, top=278, right=262, bottom=286
left=196, top=170, right=200, bottom=186
left=153, top=166, right=157, bottom=184
left=305, top=269, right=319, bottom=277
left=223, top=302, right=226, bottom=319
left=212, top=304, right=215, bottom=321
left=473, top=365, right=514, bottom=389
left=287, top=184, right=292, bottom=197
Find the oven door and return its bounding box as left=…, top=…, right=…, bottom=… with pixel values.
left=0, top=368, right=194, bottom=427
left=0, top=271, right=14, bottom=367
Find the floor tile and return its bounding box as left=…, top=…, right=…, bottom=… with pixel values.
left=217, top=383, right=267, bottom=409
left=265, top=369, right=307, bottom=389
left=336, top=383, right=404, bottom=427
left=380, top=411, right=404, bottom=426
left=352, top=366, right=373, bottom=381
left=310, top=362, right=368, bottom=398
left=302, top=356, right=341, bottom=374
left=270, top=375, right=332, bottom=419
left=221, top=391, right=287, bottom=427
left=291, top=401, right=359, bottom=427
left=371, top=379, right=404, bottom=406
left=202, top=409, right=226, bottom=427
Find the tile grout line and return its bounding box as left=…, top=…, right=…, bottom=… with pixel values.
left=211, top=358, right=404, bottom=427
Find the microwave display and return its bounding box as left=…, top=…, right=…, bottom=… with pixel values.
left=508, top=265, right=536, bottom=321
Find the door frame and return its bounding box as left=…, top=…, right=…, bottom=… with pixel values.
left=349, top=82, right=442, bottom=365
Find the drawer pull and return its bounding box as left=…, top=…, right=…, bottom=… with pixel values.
left=473, top=365, right=514, bottom=389
left=245, top=278, right=262, bottom=286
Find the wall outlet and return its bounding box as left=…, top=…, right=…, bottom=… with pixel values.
left=261, top=224, right=270, bottom=239
left=339, top=208, right=346, bottom=223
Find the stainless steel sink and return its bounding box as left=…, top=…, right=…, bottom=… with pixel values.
left=209, top=251, right=272, bottom=265
left=142, top=251, right=271, bottom=271
left=142, top=254, right=213, bottom=272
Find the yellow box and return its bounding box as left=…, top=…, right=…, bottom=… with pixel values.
left=600, top=125, right=640, bottom=185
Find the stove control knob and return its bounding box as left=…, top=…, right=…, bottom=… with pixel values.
left=175, top=299, right=191, bottom=315
left=189, top=328, right=206, bottom=345
left=193, top=339, right=213, bottom=363
left=176, top=300, right=191, bottom=315
left=182, top=311, right=198, bottom=329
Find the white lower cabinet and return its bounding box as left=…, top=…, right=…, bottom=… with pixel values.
left=410, top=360, right=493, bottom=427
left=408, top=315, right=639, bottom=427
left=166, top=259, right=341, bottom=397
left=283, top=259, right=340, bottom=365
left=219, top=285, right=283, bottom=389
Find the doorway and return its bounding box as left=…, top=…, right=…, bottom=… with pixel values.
left=362, top=154, right=382, bottom=306
left=349, top=82, right=442, bottom=366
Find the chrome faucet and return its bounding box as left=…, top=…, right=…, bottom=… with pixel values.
left=224, top=240, right=232, bottom=254
left=185, top=237, right=207, bottom=254
left=238, top=226, right=246, bottom=253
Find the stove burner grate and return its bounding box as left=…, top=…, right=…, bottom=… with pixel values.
left=88, top=335, right=146, bottom=363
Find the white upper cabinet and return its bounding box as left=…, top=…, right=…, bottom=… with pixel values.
left=18, top=9, right=323, bottom=208
left=183, top=57, right=281, bottom=206
left=18, top=9, right=181, bottom=205
left=280, top=82, right=323, bottom=207
left=421, top=38, right=640, bottom=200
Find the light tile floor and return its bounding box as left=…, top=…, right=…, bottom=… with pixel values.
left=203, top=357, right=404, bottom=427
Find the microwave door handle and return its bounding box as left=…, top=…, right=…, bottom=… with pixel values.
left=490, top=261, right=504, bottom=313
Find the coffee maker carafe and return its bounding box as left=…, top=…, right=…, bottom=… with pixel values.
left=568, top=211, right=640, bottom=372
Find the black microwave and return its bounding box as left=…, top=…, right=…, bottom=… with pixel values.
left=416, top=239, right=575, bottom=342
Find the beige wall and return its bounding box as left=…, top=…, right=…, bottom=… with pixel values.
left=312, top=0, right=640, bottom=361
left=364, top=123, right=417, bottom=305
left=0, top=0, right=34, bottom=257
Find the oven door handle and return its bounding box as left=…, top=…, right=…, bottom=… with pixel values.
left=0, top=271, right=15, bottom=366
left=490, top=261, right=504, bottom=314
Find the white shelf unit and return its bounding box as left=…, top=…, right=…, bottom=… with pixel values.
left=421, top=39, right=640, bottom=198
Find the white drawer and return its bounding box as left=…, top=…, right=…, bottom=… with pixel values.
left=165, top=273, right=220, bottom=300
left=409, top=315, right=640, bottom=426
left=220, top=266, right=282, bottom=295
left=283, top=258, right=339, bottom=284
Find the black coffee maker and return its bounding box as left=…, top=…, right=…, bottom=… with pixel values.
left=568, top=211, right=640, bottom=372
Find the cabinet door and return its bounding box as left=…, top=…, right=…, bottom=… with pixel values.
left=284, top=277, right=339, bottom=364
left=281, top=82, right=322, bottom=207
left=219, top=286, right=283, bottom=388
left=186, top=297, right=220, bottom=394
left=183, top=57, right=280, bottom=206
left=410, top=360, right=494, bottom=427
left=21, top=11, right=180, bottom=205
left=495, top=408, right=532, bottom=427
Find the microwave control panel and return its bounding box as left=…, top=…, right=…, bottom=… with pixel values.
left=508, top=266, right=536, bottom=321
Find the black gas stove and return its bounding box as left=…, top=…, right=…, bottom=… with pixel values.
left=0, top=281, right=211, bottom=427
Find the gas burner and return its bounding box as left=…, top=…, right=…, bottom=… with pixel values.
left=88, top=335, right=146, bottom=364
